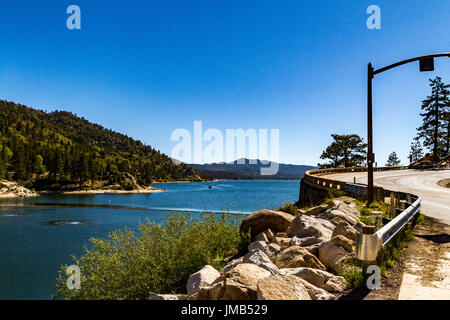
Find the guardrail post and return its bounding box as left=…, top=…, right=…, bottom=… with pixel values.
left=360, top=225, right=377, bottom=288
left=390, top=193, right=395, bottom=218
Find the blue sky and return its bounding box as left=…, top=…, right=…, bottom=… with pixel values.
left=0, top=1, right=449, bottom=166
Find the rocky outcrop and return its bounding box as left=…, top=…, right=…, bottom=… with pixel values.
left=184, top=198, right=363, bottom=301
left=186, top=265, right=221, bottom=295
left=0, top=181, right=38, bottom=198
left=257, top=275, right=311, bottom=300
left=240, top=210, right=294, bottom=238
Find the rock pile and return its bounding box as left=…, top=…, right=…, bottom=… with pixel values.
left=152, top=199, right=363, bottom=301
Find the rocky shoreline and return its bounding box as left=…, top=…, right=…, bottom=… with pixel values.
left=0, top=180, right=164, bottom=198
left=150, top=198, right=365, bottom=301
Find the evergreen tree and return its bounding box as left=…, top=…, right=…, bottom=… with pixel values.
left=416, top=77, right=449, bottom=162
left=319, top=134, right=367, bottom=168
left=386, top=151, right=401, bottom=167
left=409, top=140, right=424, bottom=163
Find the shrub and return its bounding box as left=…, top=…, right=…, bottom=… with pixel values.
left=277, top=201, right=299, bottom=216
left=341, top=264, right=364, bottom=288
left=328, top=188, right=344, bottom=199
left=55, top=212, right=246, bottom=300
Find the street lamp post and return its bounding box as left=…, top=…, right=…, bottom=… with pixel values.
left=367, top=52, right=450, bottom=203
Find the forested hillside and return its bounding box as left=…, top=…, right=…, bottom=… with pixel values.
left=0, top=100, right=204, bottom=190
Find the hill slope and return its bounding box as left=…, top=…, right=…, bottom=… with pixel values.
left=190, top=159, right=316, bottom=180
left=0, top=99, right=205, bottom=191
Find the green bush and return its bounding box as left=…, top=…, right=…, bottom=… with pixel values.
left=328, top=188, right=344, bottom=199
left=55, top=212, right=247, bottom=300
left=277, top=201, right=299, bottom=216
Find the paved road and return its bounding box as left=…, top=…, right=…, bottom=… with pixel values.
left=325, top=169, right=450, bottom=225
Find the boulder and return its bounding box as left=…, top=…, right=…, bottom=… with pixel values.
left=190, top=280, right=225, bottom=300
left=256, top=275, right=311, bottom=300
left=287, top=214, right=335, bottom=240
left=221, top=263, right=271, bottom=300
left=296, top=277, right=335, bottom=300
left=254, top=232, right=269, bottom=243
left=332, top=222, right=357, bottom=241
left=319, top=201, right=360, bottom=225
left=324, top=276, right=349, bottom=293
left=290, top=236, right=323, bottom=247
left=243, top=250, right=279, bottom=275
left=302, top=204, right=329, bottom=216
left=222, top=256, right=244, bottom=274
left=275, top=246, right=326, bottom=270
left=278, top=267, right=335, bottom=289
left=187, top=265, right=221, bottom=295
left=240, top=210, right=295, bottom=238
left=303, top=243, right=320, bottom=257
left=330, top=235, right=354, bottom=252
left=264, top=229, right=275, bottom=242
left=272, top=237, right=291, bottom=249
left=248, top=241, right=268, bottom=252
left=262, top=243, right=281, bottom=261
left=318, top=241, right=350, bottom=273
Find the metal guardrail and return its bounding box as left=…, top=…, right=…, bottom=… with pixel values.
left=355, top=196, right=421, bottom=262
left=303, top=166, right=422, bottom=263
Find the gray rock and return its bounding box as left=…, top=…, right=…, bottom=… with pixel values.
left=332, top=222, right=357, bottom=241
left=222, top=256, right=244, bottom=274
left=262, top=243, right=281, bottom=261
left=287, top=214, right=335, bottom=240
left=243, top=249, right=279, bottom=275
left=186, top=265, right=221, bottom=295
left=248, top=240, right=268, bottom=252
left=254, top=232, right=269, bottom=243
left=279, top=267, right=335, bottom=289
left=324, top=276, right=349, bottom=293
left=290, top=236, right=323, bottom=247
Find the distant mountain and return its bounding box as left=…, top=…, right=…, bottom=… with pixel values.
left=0, top=99, right=206, bottom=191
left=190, top=159, right=316, bottom=180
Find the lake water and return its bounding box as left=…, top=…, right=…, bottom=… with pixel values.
left=0, top=180, right=299, bottom=300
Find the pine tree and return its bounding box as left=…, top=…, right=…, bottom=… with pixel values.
left=386, top=151, right=401, bottom=167
left=409, top=140, right=424, bottom=163
left=319, top=134, right=367, bottom=168
left=416, top=77, right=449, bottom=162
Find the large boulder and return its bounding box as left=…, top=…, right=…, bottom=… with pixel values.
left=243, top=250, right=279, bottom=275
left=287, top=214, right=335, bottom=240
left=319, top=201, right=360, bottom=225
left=278, top=267, right=335, bottom=289
left=221, top=263, right=271, bottom=300
left=240, top=210, right=294, bottom=238
left=256, top=275, right=311, bottom=300
left=330, top=235, right=354, bottom=252
left=186, top=265, right=221, bottom=295
left=275, top=246, right=326, bottom=270
left=332, top=222, right=357, bottom=241
left=318, top=241, right=351, bottom=273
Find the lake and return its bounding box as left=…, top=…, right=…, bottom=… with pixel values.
left=0, top=180, right=299, bottom=300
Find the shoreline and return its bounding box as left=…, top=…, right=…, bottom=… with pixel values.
left=38, top=187, right=165, bottom=195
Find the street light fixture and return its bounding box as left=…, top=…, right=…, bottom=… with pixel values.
left=367, top=52, right=450, bottom=203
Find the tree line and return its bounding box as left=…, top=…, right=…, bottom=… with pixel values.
left=319, top=76, right=450, bottom=168
left=0, top=100, right=204, bottom=190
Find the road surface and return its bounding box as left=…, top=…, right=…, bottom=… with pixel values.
left=325, top=169, right=450, bottom=225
